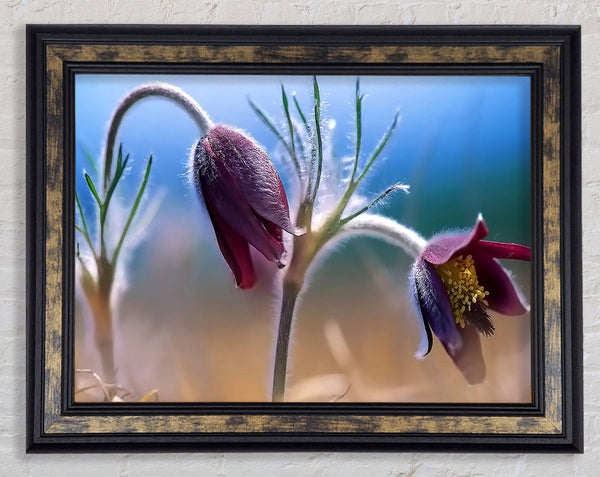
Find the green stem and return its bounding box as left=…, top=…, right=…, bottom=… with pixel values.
left=271, top=203, right=315, bottom=401
left=270, top=214, right=426, bottom=402
left=272, top=280, right=301, bottom=402
left=80, top=255, right=116, bottom=399
left=86, top=83, right=212, bottom=400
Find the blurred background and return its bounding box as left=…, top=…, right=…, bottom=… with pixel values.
left=74, top=74, right=531, bottom=403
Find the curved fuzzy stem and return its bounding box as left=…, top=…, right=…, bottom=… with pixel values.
left=336, top=214, right=426, bottom=259
left=102, top=82, right=213, bottom=190
left=89, top=83, right=213, bottom=400
left=271, top=214, right=426, bottom=401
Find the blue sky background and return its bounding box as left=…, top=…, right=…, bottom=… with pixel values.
left=75, top=74, right=531, bottom=251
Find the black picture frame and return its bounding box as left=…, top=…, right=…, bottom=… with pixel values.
left=26, top=24, right=582, bottom=453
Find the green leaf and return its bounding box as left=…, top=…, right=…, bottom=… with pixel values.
left=355, top=110, right=400, bottom=186
left=85, top=173, right=102, bottom=209
left=111, top=155, right=153, bottom=267
left=281, top=84, right=289, bottom=110
left=310, top=76, right=324, bottom=203
left=249, top=97, right=301, bottom=178
left=79, top=143, right=99, bottom=176
left=350, top=78, right=364, bottom=183
left=101, top=149, right=129, bottom=228
left=75, top=224, right=87, bottom=239
left=107, top=143, right=123, bottom=190
left=248, top=99, right=289, bottom=149
left=75, top=223, right=95, bottom=254
left=338, top=183, right=409, bottom=227
left=281, top=85, right=302, bottom=177
left=75, top=191, right=97, bottom=258
left=293, top=95, right=310, bottom=133
left=290, top=94, right=309, bottom=164
left=75, top=243, right=94, bottom=284
left=75, top=191, right=90, bottom=239
left=115, top=143, right=123, bottom=175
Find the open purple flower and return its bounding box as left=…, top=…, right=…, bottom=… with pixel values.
left=410, top=214, right=531, bottom=384
left=193, top=124, right=297, bottom=289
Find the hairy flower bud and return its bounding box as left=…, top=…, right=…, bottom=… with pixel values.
left=193, top=124, right=297, bottom=289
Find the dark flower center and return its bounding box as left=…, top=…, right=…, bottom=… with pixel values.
left=465, top=301, right=495, bottom=336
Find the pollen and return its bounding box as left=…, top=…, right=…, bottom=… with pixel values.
left=435, top=255, right=489, bottom=328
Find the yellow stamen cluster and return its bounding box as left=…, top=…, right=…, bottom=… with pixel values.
left=435, top=254, right=490, bottom=328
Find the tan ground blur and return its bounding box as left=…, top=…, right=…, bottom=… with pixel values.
left=75, top=215, right=531, bottom=403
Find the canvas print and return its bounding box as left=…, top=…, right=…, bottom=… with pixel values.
left=73, top=74, right=531, bottom=403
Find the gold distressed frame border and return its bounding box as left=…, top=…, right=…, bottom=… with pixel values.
left=42, top=42, right=562, bottom=437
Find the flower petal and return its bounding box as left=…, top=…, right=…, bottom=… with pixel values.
left=195, top=138, right=286, bottom=265
left=261, top=218, right=288, bottom=269
left=422, top=214, right=489, bottom=265
left=409, top=264, right=433, bottom=358
left=477, top=240, right=531, bottom=261
left=204, top=202, right=256, bottom=289
left=262, top=217, right=283, bottom=245
left=206, top=125, right=297, bottom=235
left=444, top=324, right=486, bottom=385
left=411, top=260, right=462, bottom=355
left=472, top=252, right=529, bottom=315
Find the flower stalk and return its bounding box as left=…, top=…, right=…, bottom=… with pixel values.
left=77, top=83, right=211, bottom=400
left=265, top=78, right=414, bottom=400
left=103, top=83, right=212, bottom=189
left=272, top=279, right=301, bottom=402
left=271, top=213, right=426, bottom=401
left=264, top=77, right=530, bottom=400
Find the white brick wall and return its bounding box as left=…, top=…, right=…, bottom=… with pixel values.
left=1, top=1, right=596, bottom=474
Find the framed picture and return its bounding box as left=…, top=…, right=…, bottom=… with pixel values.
left=26, top=25, right=582, bottom=452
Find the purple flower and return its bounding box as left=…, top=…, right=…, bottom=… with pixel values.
left=410, top=215, right=531, bottom=384
left=193, top=124, right=296, bottom=289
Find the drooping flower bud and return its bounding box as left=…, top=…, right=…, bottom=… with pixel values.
left=193, top=124, right=297, bottom=289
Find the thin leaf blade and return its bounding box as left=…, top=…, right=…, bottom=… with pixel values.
left=249, top=97, right=301, bottom=178
left=293, top=95, right=310, bottom=133
left=79, top=143, right=99, bottom=176
left=84, top=173, right=102, bottom=209
left=111, top=155, right=153, bottom=267
left=355, top=110, right=400, bottom=185
left=350, top=77, right=364, bottom=184
left=310, top=76, right=324, bottom=203
left=339, top=183, right=409, bottom=227
left=280, top=84, right=302, bottom=177
left=101, top=148, right=129, bottom=228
